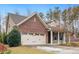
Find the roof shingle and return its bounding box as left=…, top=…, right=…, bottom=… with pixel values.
left=8, top=13, right=27, bottom=24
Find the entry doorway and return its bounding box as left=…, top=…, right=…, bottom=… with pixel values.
left=48, top=31, right=64, bottom=44
left=48, top=31, right=51, bottom=43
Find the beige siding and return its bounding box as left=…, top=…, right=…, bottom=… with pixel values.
left=7, top=17, right=15, bottom=33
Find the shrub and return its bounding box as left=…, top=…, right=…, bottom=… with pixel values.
left=0, top=43, right=7, bottom=53
left=60, top=43, right=71, bottom=46
left=76, top=32, right=79, bottom=38
left=7, top=26, right=21, bottom=47
left=70, top=42, right=79, bottom=47
left=0, top=32, right=8, bottom=44
left=0, top=33, right=2, bottom=43
left=0, top=43, right=11, bottom=54
left=60, top=42, right=79, bottom=47
left=3, top=33, right=8, bottom=44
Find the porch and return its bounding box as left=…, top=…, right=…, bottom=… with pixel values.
left=48, top=30, right=66, bottom=45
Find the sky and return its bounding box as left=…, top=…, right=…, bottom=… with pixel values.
left=0, top=4, right=79, bottom=17
left=0, top=4, right=79, bottom=31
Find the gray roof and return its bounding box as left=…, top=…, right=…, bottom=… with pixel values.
left=8, top=13, right=27, bottom=24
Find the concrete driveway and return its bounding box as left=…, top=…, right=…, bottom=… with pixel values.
left=36, top=46, right=79, bottom=54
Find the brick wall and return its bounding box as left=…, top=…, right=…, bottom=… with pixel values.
left=18, top=15, right=48, bottom=43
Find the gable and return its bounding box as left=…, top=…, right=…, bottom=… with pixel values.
left=7, top=16, right=15, bottom=33
left=6, top=13, right=27, bottom=33
left=18, top=14, right=48, bottom=34
left=17, top=13, right=48, bottom=29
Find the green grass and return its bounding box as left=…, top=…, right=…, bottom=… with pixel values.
left=8, top=46, right=52, bottom=54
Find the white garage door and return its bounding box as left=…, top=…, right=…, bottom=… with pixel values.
left=21, top=33, right=46, bottom=45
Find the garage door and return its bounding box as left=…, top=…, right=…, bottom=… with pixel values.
left=21, top=33, right=46, bottom=45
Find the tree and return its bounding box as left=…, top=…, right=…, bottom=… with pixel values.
left=62, top=9, right=68, bottom=30
left=3, top=32, right=7, bottom=44
left=62, top=7, right=73, bottom=43
left=39, top=12, right=44, bottom=19
left=0, top=33, right=2, bottom=43
left=53, top=7, right=61, bottom=21
left=7, top=26, right=21, bottom=47
left=72, top=6, right=79, bottom=34
left=0, top=32, right=7, bottom=44
left=52, top=7, right=61, bottom=29
left=46, top=13, right=50, bottom=21
left=62, top=6, right=79, bottom=43
left=46, top=9, right=53, bottom=20
left=0, top=14, right=1, bottom=33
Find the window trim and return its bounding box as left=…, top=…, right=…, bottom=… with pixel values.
left=34, top=17, right=36, bottom=22
left=29, top=33, right=33, bottom=35
left=40, top=34, right=44, bottom=36
left=35, top=33, right=39, bottom=36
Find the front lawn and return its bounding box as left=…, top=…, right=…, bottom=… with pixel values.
left=60, top=42, right=79, bottom=47
left=8, top=46, right=52, bottom=54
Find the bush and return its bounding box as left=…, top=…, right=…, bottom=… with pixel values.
left=60, top=42, right=79, bottom=47
left=76, top=33, right=79, bottom=37
left=60, top=43, right=71, bottom=46
left=0, top=43, right=7, bottom=53
left=7, top=26, right=21, bottom=47
left=70, top=42, right=79, bottom=47
left=3, top=33, right=8, bottom=44
left=0, top=32, right=8, bottom=44
left=0, top=43, right=11, bottom=54
left=0, top=33, right=2, bottom=43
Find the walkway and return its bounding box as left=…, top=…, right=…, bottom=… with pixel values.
left=36, top=46, right=79, bottom=54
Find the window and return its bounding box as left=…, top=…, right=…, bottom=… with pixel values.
left=40, top=34, right=44, bottom=36
left=35, top=33, right=39, bottom=36
left=23, top=33, right=27, bottom=34
left=29, top=33, right=33, bottom=35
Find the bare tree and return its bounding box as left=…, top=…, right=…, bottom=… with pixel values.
left=39, top=12, right=44, bottom=19
left=46, top=9, right=53, bottom=20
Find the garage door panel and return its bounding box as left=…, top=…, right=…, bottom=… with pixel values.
left=21, top=34, right=46, bottom=45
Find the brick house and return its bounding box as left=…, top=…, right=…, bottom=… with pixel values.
left=6, top=13, right=49, bottom=45
left=6, top=13, right=75, bottom=45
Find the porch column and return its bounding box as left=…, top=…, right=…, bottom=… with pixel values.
left=63, top=32, right=66, bottom=44
left=58, top=32, right=60, bottom=44
left=50, top=30, right=53, bottom=44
